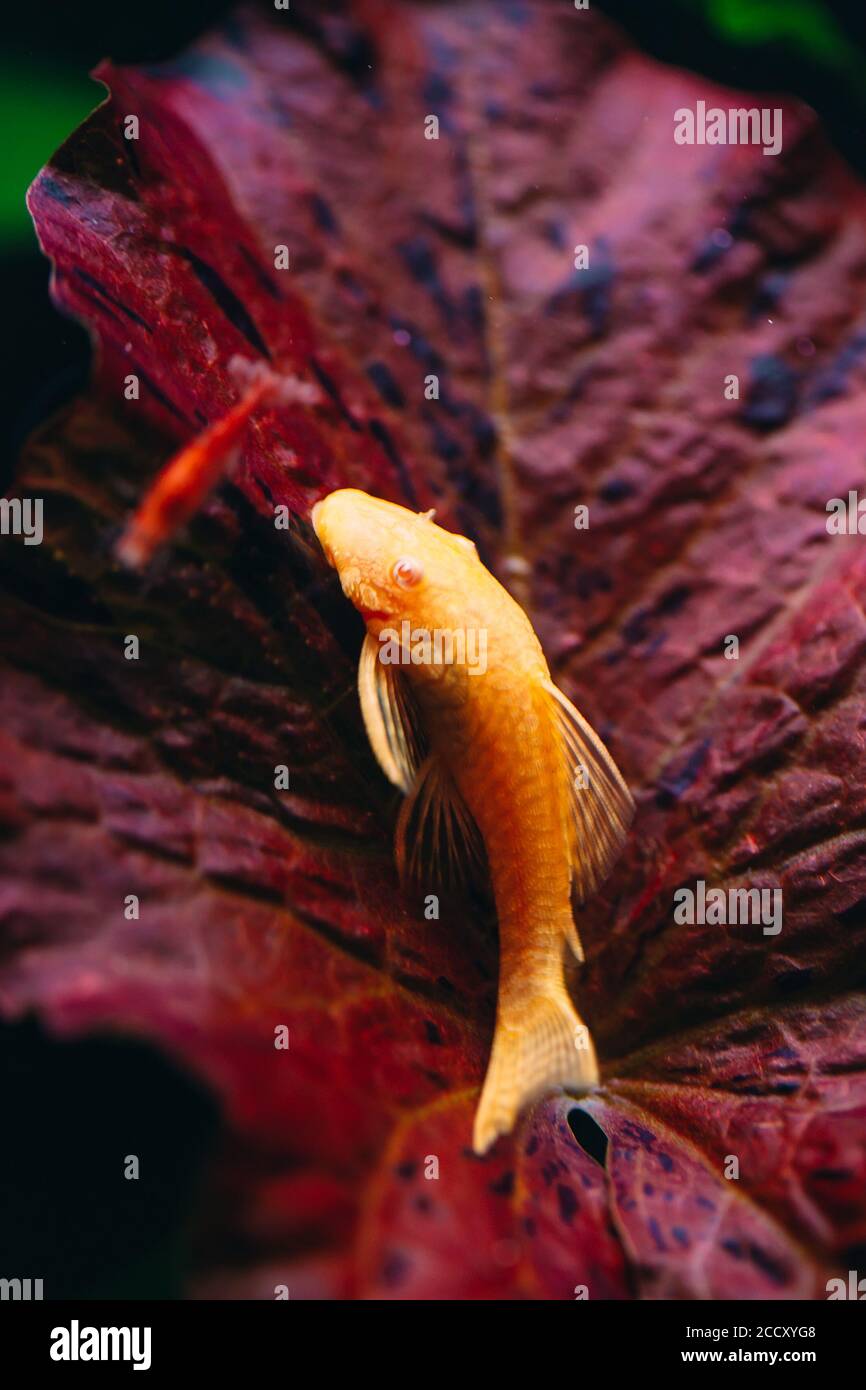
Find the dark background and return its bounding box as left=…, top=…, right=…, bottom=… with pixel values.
left=5, top=0, right=866, bottom=491
left=3, top=0, right=866, bottom=1298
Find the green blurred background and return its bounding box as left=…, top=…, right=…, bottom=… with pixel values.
left=5, top=0, right=866, bottom=251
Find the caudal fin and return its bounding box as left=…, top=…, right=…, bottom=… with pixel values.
left=472, top=988, right=599, bottom=1154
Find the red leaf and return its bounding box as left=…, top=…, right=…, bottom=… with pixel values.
left=6, top=0, right=866, bottom=1297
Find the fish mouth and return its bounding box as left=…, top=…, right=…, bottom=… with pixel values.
left=357, top=606, right=391, bottom=624
left=310, top=501, right=334, bottom=566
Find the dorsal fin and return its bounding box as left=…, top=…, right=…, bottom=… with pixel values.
left=540, top=676, right=634, bottom=927
left=357, top=633, right=423, bottom=791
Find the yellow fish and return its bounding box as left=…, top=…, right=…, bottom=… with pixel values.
left=312, top=488, right=634, bottom=1153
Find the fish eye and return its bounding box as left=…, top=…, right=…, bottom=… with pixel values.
left=392, top=556, right=423, bottom=588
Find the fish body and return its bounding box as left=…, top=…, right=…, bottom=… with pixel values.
left=313, top=488, right=634, bottom=1152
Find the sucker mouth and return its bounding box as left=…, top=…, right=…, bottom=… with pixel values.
left=310, top=502, right=333, bottom=566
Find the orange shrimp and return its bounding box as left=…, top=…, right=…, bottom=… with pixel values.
left=116, top=358, right=318, bottom=568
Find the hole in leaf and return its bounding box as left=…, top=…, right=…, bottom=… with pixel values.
left=568, top=1106, right=608, bottom=1168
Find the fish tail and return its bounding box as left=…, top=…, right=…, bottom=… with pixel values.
left=472, top=982, right=598, bottom=1155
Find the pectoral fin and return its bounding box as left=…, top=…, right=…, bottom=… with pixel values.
left=357, top=632, right=423, bottom=791
left=357, top=634, right=481, bottom=885
left=396, top=754, right=484, bottom=886
left=541, top=677, right=634, bottom=914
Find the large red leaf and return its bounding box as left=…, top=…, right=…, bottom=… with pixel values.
left=5, top=0, right=866, bottom=1297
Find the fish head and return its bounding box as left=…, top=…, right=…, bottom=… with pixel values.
left=311, top=488, right=482, bottom=635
